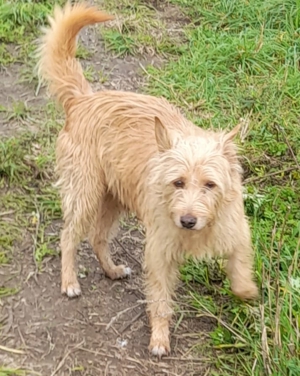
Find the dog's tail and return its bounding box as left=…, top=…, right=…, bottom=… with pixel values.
left=37, top=2, right=113, bottom=110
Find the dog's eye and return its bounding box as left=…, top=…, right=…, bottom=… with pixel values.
left=205, top=181, right=216, bottom=189
left=174, top=180, right=185, bottom=189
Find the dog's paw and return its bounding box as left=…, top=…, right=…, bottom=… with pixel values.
left=61, top=282, right=81, bottom=298
left=151, top=345, right=169, bottom=358
left=124, top=266, right=132, bottom=276
left=106, top=265, right=132, bottom=280
left=149, top=339, right=170, bottom=358
left=232, top=282, right=259, bottom=300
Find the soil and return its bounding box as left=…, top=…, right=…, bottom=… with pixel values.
left=0, top=6, right=215, bottom=375
left=1, top=218, right=214, bottom=375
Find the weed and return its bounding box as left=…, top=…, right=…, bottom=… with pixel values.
left=83, top=65, right=97, bottom=82
left=0, top=251, right=9, bottom=264
left=35, top=243, right=57, bottom=264
left=0, top=45, right=14, bottom=66
left=0, top=368, right=27, bottom=376
left=98, top=70, right=108, bottom=84
left=103, top=29, right=137, bottom=55
left=0, top=287, right=19, bottom=298
left=76, top=43, right=92, bottom=60
left=6, top=101, right=30, bottom=122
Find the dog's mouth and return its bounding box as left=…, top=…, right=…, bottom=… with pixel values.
left=182, top=224, right=197, bottom=231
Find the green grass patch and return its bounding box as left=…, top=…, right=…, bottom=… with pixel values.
left=0, top=0, right=63, bottom=73
left=0, top=0, right=63, bottom=44
left=0, top=102, right=62, bottom=265
left=0, top=3, right=64, bottom=303
left=0, top=287, right=19, bottom=298
left=0, top=368, right=29, bottom=376
left=0, top=251, right=9, bottom=264
left=101, top=0, right=185, bottom=56
left=146, top=0, right=300, bottom=374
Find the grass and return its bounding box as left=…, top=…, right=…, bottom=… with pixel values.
left=0, top=369, right=25, bottom=376
left=0, top=367, right=39, bottom=376
left=0, top=0, right=299, bottom=375
left=0, top=102, right=62, bottom=267
left=0, top=287, right=19, bottom=299
left=101, top=0, right=186, bottom=56
left=0, top=0, right=64, bottom=79
left=0, top=0, right=63, bottom=270
left=0, top=0, right=63, bottom=44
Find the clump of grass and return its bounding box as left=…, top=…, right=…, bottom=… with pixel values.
left=0, top=251, right=9, bottom=264
left=101, top=0, right=185, bottom=56
left=76, top=43, right=93, bottom=60
left=0, top=44, right=15, bottom=66
left=146, top=0, right=300, bottom=374
left=0, top=367, right=27, bottom=376
left=0, top=287, right=19, bottom=298
left=6, top=101, right=31, bottom=122
left=0, top=136, right=31, bottom=181
left=83, top=65, right=97, bottom=82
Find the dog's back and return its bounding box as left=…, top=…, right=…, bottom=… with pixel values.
left=58, top=89, right=199, bottom=218
left=37, top=1, right=195, bottom=219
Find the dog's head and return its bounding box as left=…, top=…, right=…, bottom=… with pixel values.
left=153, top=117, right=242, bottom=231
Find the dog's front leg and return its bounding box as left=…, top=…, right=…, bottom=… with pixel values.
left=144, top=233, right=180, bottom=357
left=226, top=218, right=258, bottom=300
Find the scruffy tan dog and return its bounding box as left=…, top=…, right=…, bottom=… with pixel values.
left=37, top=2, right=258, bottom=357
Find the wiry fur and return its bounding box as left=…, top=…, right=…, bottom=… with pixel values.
left=37, top=2, right=258, bottom=357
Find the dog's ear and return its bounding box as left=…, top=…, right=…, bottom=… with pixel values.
left=222, top=124, right=241, bottom=172
left=155, top=117, right=172, bottom=152
left=224, top=123, right=241, bottom=142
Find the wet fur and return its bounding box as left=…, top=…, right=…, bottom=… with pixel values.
left=37, top=2, right=258, bottom=357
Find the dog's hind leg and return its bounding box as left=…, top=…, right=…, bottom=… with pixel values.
left=60, top=165, right=104, bottom=298
left=144, top=228, right=181, bottom=357
left=60, top=222, right=82, bottom=298
left=89, top=193, right=131, bottom=280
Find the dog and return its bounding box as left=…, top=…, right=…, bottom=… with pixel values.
left=37, top=2, right=258, bottom=357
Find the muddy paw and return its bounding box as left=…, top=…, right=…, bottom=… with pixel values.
left=61, top=281, right=81, bottom=298
left=149, top=339, right=170, bottom=358
left=106, top=265, right=132, bottom=280
left=232, top=282, right=259, bottom=300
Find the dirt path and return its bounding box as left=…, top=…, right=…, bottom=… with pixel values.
left=2, top=218, right=211, bottom=375
left=0, top=17, right=213, bottom=376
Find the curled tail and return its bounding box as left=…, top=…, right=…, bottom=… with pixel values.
left=37, top=2, right=113, bottom=110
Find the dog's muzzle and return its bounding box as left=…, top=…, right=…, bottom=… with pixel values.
left=180, top=214, right=197, bottom=229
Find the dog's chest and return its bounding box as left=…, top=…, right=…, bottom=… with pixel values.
left=181, top=230, right=229, bottom=259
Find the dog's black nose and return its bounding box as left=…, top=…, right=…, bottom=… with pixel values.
left=180, top=214, right=197, bottom=229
